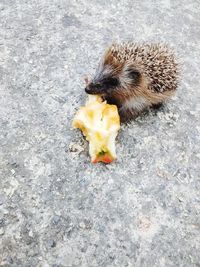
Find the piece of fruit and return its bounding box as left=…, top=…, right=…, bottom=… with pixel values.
left=72, top=95, right=120, bottom=163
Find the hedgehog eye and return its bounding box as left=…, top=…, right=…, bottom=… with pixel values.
left=95, top=83, right=102, bottom=88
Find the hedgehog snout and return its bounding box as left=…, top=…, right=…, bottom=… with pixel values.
left=85, top=82, right=104, bottom=95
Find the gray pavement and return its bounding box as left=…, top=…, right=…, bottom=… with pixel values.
left=0, top=0, right=200, bottom=266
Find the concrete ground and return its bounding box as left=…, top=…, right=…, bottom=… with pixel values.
left=0, top=0, right=200, bottom=266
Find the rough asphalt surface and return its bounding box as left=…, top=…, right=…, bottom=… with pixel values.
left=0, top=0, right=200, bottom=266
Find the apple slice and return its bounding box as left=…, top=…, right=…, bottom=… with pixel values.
left=72, top=95, right=120, bottom=163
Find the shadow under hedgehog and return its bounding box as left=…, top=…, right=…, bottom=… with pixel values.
left=85, top=42, right=180, bottom=122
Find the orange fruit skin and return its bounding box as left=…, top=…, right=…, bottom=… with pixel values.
left=92, top=154, right=114, bottom=164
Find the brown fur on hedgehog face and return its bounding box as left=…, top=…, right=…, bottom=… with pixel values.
left=85, top=49, right=142, bottom=102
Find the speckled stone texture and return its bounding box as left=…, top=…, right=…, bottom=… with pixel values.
left=0, top=0, right=200, bottom=266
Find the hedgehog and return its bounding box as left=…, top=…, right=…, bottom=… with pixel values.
left=85, top=42, right=180, bottom=122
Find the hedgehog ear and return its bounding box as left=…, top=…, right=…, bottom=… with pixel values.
left=127, top=68, right=141, bottom=85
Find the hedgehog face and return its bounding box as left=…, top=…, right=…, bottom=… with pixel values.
left=85, top=51, right=142, bottom=97
left=85, top=65, right=120, bottom=95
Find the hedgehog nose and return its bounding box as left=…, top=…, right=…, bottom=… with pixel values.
left=85, top=83, right=95, bottom=94
left=85, top=86, right=92, bottom=94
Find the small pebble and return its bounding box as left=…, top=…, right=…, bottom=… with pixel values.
left=0, top=228, right=5, bottom=235
left=79, top=222, right=86, bottom=229
left=11, top=169, right=15, bottom=174
left=69, top=142, right=84, bottom=153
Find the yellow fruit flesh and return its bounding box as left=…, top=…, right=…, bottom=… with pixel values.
left=72, top=95, right=120, bottom=163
